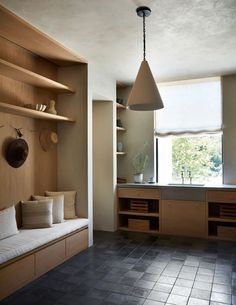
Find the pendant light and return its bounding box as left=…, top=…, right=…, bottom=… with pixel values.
left=127, top=6, right=164, bottom=111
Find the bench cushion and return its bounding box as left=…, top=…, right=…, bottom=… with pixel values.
left=0, top=218, right=88, bottom=265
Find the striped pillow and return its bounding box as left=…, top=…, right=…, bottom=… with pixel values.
left=32, top=195, right=64, bottom=224
left=21, top=200, right=53, bottom=229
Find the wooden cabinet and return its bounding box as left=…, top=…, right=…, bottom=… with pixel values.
left=161, top=200, right=206, bottom=238
left=207, top=191, right=236, bottom=240
left=117, top=187, right=160, bottom=234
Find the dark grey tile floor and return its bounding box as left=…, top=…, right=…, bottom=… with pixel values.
left=1, top=231, right=236, bottom=305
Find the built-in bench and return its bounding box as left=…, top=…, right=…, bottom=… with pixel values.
left=0, top=219, right=89, bottom=301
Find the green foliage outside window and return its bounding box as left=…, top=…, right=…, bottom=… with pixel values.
left=172, top=135, right=222, bottom=183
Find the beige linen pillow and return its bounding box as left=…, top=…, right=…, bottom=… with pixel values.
left=32, top=195, right=64, bottom=224
left=21, top=200, right=53, bottom=229
left=45, top=191, right=77, bottom=219
left=0, top=206, right=19, bottom=240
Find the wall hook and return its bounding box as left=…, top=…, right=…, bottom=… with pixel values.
left=14, top=127, right=23, bottom=138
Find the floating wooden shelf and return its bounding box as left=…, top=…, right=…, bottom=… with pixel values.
left=117, top=152, right=126, bottom=155
left=0, top=59, right=75, bottom=93
left=119, top=211, right=159, bottom=217
left=119, top=226, right=159, bottom=234
left=116, top=103, right=126, bottom=109
left=116, top=126, right=126, bottom=131
left=0, top=102, right=75, bottom=122
left=208, top=217, right=236, bottom=223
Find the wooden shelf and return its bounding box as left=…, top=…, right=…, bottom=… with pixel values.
left=208, top=217, right=236, bottom=223
left=0, top=102, right=74, bottom=122
left=119, top=226, right=159, bottom=234
left=117, top=152, right=126, bottom=155
left=116, top=103, right=126, bottom=109
left=0, top=59, right=75, bottom=93
left=116, top=126, right=126, bottom=131
left=119, top=211, right=159, bottom=217
left=0, top=5, right=86, bottom=66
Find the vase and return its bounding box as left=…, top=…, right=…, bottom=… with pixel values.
left=133, top=173, right=143, bottom=183
left=46, top=100, right=57, bottom=115
left=117, top=142, right=123, bottom=152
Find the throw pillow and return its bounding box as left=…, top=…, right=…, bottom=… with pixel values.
left=0, top=206, right=18, bottom=240
left=32, top=195, right=64, bottom=224
left=45, top=191, right=77, bottom=219
left=21, top=200, right=53, bottom=229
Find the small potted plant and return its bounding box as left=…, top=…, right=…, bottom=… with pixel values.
left=132, top=143, right=149, bottom=183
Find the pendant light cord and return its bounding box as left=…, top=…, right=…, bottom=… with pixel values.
left=143, top=14, right=146, bottom=61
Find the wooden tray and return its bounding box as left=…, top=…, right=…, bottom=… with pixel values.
left=130, top=200, right=148, bottom=213
left=218, top=226, right=236, bottom=239
left=128, top=218, right=149, bottom=231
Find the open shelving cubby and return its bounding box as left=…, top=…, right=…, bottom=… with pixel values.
left=207, top=191, right=236, bottom=240
left=0, top=58, right=75, bottom=93
left=117, top=187, right=160, bottom=234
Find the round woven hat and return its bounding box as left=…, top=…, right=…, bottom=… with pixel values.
left=39, top=129, right=58, bottom=152
left=5, top=138, right=29, bottom=168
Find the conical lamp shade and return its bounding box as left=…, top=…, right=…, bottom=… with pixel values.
left=127, top=60, right=164, bottom=111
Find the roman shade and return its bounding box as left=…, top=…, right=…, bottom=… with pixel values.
left=155, top=78, right=222, bottom=137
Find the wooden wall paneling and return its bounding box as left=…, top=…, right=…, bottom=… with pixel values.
left=57, top=64, right=88, bottom=218
left=0, top=254, right=35, bottom=300
left=0, top=113, right=57, bottom=223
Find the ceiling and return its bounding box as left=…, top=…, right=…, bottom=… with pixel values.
left=1, top=0, right=236, bottom=83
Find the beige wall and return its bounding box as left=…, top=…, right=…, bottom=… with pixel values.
left=117, top=86, right=155, bottom=182
left=222, top=75, right=236, bottom=184
left=93, top=100, right=116, bottom=231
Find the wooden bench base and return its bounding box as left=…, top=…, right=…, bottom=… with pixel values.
left=0, top=227, right=88, bottom=301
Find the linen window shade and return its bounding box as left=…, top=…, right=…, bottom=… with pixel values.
left=154, top=78, right=222, bottom=137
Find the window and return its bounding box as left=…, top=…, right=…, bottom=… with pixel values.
left=155, top=78, right=222, bottom=184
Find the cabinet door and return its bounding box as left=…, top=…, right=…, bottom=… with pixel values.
left=161, top=200, right=206, bottom=237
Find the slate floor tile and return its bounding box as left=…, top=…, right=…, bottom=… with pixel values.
left=157, top=275, right=176, bottom=285
left=187, top=297, right=210, bottom=305
left=190, top=288, right=211, bottom=300
left=193, top=281, right=212, bottom=291
left=141, top=273, right=160, bottom=282
left=175, top=278, right=194, bottom=288
left=167, top=293, right=188, bottom=305
left=143, top=300, right=165, bottom=305
left=171, top=285, right=191, bottom=296
left=134, top=279, right=155, bottom=289
left=153, top=283, right=173, bottom=293
left=147, top=291, right=169, bottom=302
left=212, top=283, right=232, bottom=294
left=210, top=291, right=231, bottom=304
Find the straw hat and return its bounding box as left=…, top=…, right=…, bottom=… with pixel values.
left=39, top=129, right=58, bottom=152
left=5, top=138, right=29, bottom=168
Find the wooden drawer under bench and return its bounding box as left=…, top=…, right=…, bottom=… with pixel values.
left=0, top=227, right=88, bottom=301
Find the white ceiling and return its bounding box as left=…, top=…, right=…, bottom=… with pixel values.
left=1, top=0, right=236, bottom=83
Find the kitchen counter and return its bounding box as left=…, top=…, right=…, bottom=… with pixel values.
left=117, top=182, right=236, bottom=190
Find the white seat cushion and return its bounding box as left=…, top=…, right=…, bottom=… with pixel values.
left=0, top=218, right=88, bottom=265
